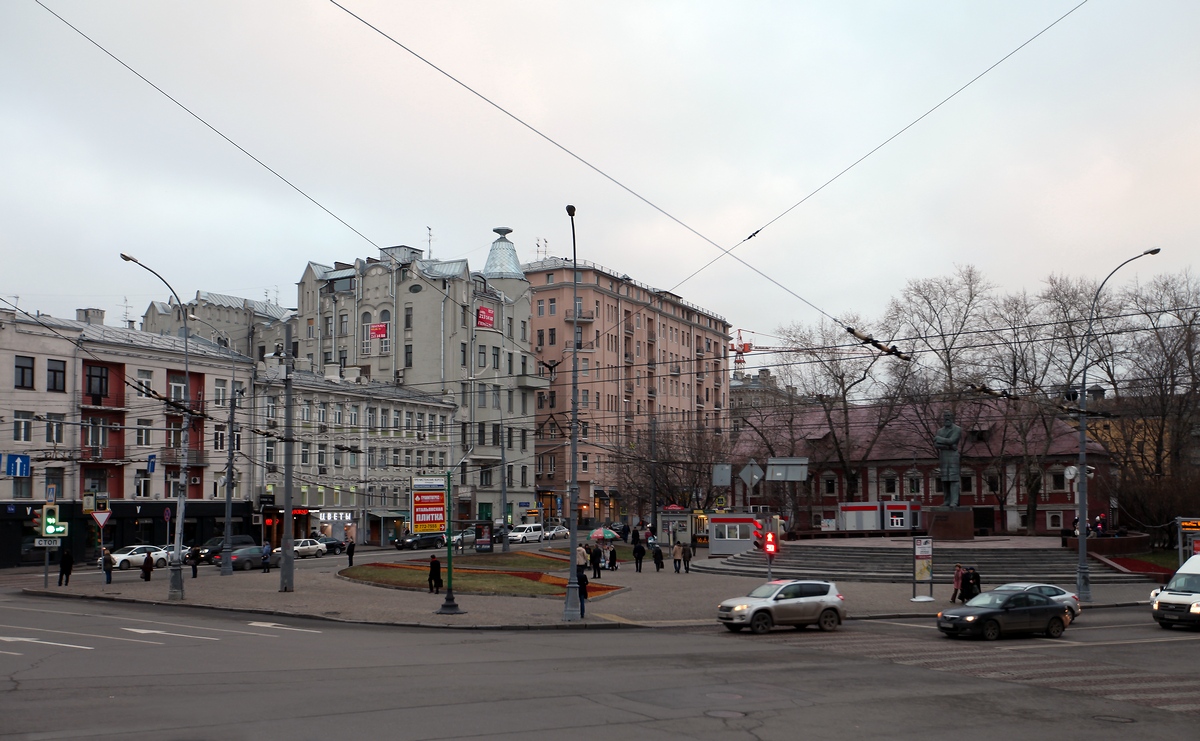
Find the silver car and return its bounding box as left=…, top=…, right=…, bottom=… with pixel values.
left=992, top=582, right=1081, bottom=619
left=718, top=579, right=846, bottom=634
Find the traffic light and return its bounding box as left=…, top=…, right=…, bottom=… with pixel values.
left=32, top=509, right=41, bottom=534
left=42, top=505, right=66, bottom=536
left=752, top=519, right=764, bottom=550
left=764, top=531, right=777, bottom=555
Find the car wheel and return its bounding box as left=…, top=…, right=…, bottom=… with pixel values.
left=315, top=550, right=324, bottom=558
left=749, top=612, right=773, bottom=635
left=243, top=561, right=253, bottom=571
left=724, top=624, right=743, bottom=632
left=437, top=539, right=445, bottom=548
left=817, top=609, right=840, bottom=632
left=155, top=559, right=167, bottom=568
left=118, top=561, right=130, bottom=570
left=520, top=536, right=527, bottom=543
left=982, top=620, right=1002, bottom=641
left=1045, top=617, right=1065, bottom=639
left=1159, top=622, right=1174, bottom=630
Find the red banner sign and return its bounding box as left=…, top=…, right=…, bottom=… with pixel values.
left=412, top=477, right=447, bottom=533
left=475, top=307, right=495, bottom=329
left=369, top=323, right=389, bottom=339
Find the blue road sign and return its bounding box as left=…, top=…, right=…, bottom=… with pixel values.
left=6, top=454, right=30, bottom=477
left=147, top=454, right=157, bottom=473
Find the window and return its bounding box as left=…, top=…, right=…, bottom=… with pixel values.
left=168, top=372, right=185, bottom=402
left=347, top=405, right=359, bottom=426
left=478, top=422, right=486, bottom=446
left=548, top=298, right=557, bottom=315
left=404, top=344, right=413, bottom=368
left=334, top=404, right=343, bottom=425
left=214, top=378, right=227, bottom=406
left=548, top=328, right=556, bottom=345
left=492, top=346, right=500, bottom=369
left=581, top=422, right=589, bottom=439
left=46, top=359, right=66, bottom=392
left=581, top=389, right=589, bottom=408
left=214, top=426, right=226, bottom=451
left=300, top=400, right=310, bottom=421
left=361, top=312, right=373, bottom=356
left=136, top=419, right=153, bottom=446
left=266, top=396, right=277, bottom=419
left=44, top=414, right=64, bottom=443
left=324, top=315, right=334, bottom=337
left=318, top=445, right=327, bottom=466
left=13, top=411, right=33, bottom=441
left=493, top=384, right=501, bottom=409
left=393, top=409, right=401, bottom=429
left=136, top=369, right=153, bottom=397
left=405, top=411, right=414, bottom=431
left=478, top=346, right=487, bottom=368
left=84, top=417, right=109, bottom=448
left=492, top=423, right=501, bottom=446
left=339, top=313, right=349, bottom=336
left=537, top=299, right=545, bottom=317
left=86, top=365, right=109, bottom=398
left=521, top=429, right=527, bottom=451
left=167, top=421, right=182, bottom=449
left=265, top=440, right=276, bottom=464
left=318, top=403, right=328, bottom=423
left=480, top=467, right=493, bottom=487
left=380, top=310, right=392, bottom=354
left=14, top=356, right=34, bottom=389
left=1051, top=471, right=1066, bottom=491
left=582, top=358, right=589, bottom=376
left=884, top=477, right=897, bottom=495
left=545, top=273, right=555, bottom=284
left=477, top=387, right=487, bottom=408
left=367, top=408, right=377, bottom=428
left=581, top=454, right=589, bottom=472
left=403, top=306, right=412, bottom=330
left=520, top=320, right=527, bottom=341
left=537, top=329, right=544, bottom=347
left=307, top=318, right=315, bottom=338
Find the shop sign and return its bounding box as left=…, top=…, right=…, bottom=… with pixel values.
left=412, top=476, right=447, bottom=533
left=319, top=511, right=354, bottom=521
left=476, top=306, right=495, bottom=329
left=369, top=322, right=389, bottom=339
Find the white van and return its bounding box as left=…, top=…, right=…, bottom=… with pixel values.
left=508, top=524, right=544, bottom=543
left=1151, top=554, right=1200, bottom=629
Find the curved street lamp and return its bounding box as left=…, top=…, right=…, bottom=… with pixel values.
left=1075, top=247, right=1160, bottom=603
left=121, top=253, right=190, bottom=600
left=563, top=204, right=582, bottom=621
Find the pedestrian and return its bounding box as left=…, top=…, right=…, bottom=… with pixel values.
left=652, top=544, right=664, bottom=572
left=428, top=554, right=442, bottom=594
left=261, top=542, right=272, bottom=573
left=631, top=528, right=641, bottom=547
left=58, top=549, right=74, bottom=586
left=140, top=553, right=154, bottom=581
left=962, top=566, right=981, bottom=602
left=632, top=542, right=646, bottom=572
left=346, top=538, right=356, bottom=567
left=681, top=542, right=692, bottom=574
left=950, top=563, right=963, bottom=603
left=672, top=541, right=684, bottom=574
left=188, top=545, right=201, bottom=578
left=577, top=571, right=589, bottom=618
left=608, top=545, right=618, bottom=571
left=590, top=542, right=603, bottom=579
left=102, top=548, right=115, bottom=585
left=968, top=566, right=982, bottom=599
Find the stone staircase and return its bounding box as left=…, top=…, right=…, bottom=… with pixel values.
left=692, top=542, right=1149, bottom=585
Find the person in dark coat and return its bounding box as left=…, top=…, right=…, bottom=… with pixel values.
left=261, top=542, right=272, bottom=573
left=963, top=566, right=982, bottom=602
left=631, top=528, right=641, bottom=547
left=346, top=539, right=356, bottom=568
left=652, top=544, right=665, bottom=572
left=141, top=553, right=154, bottom=581
left=428, top=554, right=442, bottom=594
left=58, top=549, right=74, bottom=586
left=632, top=542, right=646, bottom=572
left=608, top=545, right=618, bottom=571
left=102, top=548, right=115, bottom=585
left=187, top=546, right=201, bottom=578
left=681, top=542, right=692, bottom=574
left=577, top=572, right=589, bottom=618
left=590, top=542, right=603, bottom=579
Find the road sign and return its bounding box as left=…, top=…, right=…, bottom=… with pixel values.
left=164, top=507, right=172, bottom=522
left=1180, top=519, right=1200, bottom=532
left=6, top=454, right=30, bottom=477
left=92, top=511, right=111, bottom=528
left=34, top=538, right=61, bottom=548
left=739, top=460, right=764, bottom=489
left=46, top=484, right=57, bottom=503
left=147, top=454, right=156, bottom=473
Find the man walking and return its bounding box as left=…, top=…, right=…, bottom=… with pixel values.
left=58, top=549, right=74, bottom=586
left=672, top=541, right=684, bottom=574
left=590, top=542, right=603, bottom=579
left=681, top=542, right=692, bottom=574
left=188, top=545, right=201, bottom=578
left=261, top=542, right=272, bottom=573
left=428, top=554, right=442, bottom=594
left=346, top=538, right=356, bottom=567
left=632, top=542, right=646, bottom=572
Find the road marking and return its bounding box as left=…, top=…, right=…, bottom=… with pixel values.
left=1005, top=635, right=1200, bottom=649
left=121, top=628, right=218, bottom=641
left=1068, top=622, right=1158, bottom=631
left=0, top=623, right=162, bottom=644
left=0, top=605, right=279, bottom=637
left=247, top=621, right=322, bottom=633
left=0, top=636, right=92, bottom=650
left=868, top=620, right=940, bottom=630
left=0, top=650, right=23, bottom=655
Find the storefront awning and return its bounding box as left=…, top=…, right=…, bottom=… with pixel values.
left=368, top=509, right=408, bottom=519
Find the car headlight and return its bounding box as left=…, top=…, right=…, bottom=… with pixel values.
left=1153, top=600, right=1160, bottom=610
left=731, top=604, right=749, bottom=612
left=1190, top=603, right=1200, bottom=615
left=964, top=615, right=977, bottom=622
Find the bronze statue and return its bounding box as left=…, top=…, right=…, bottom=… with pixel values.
left=934, top=410, right=962, bottom=507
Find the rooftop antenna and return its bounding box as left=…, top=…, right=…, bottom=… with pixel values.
left=121, top=296, right=132, bottom=324
left=427, top=226, right=434, bottom=260
left=275, top=285, right=280, bottom=304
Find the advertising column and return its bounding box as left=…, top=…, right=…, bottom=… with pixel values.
left=411, top=477, right=447, bottom=535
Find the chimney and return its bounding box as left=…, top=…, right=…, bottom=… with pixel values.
left=76, top=308, right=105, bottom=325
left=126, top=320, right=137, bottom=330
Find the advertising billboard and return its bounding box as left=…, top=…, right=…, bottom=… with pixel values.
left=411, top=476, right=447, bottom=533
left=476, top=306, right=495, bottom=329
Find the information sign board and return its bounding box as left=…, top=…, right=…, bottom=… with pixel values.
left=411, top=476, right=447, bottom=533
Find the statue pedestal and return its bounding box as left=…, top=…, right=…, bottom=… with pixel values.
left=927, top=507, right=974, bottom=541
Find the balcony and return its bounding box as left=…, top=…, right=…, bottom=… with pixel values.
left=647, top=330, right=656, bottom=343
left=159, top=448, right=210, bottom=467
left=624, top=382, right=634, bottom=395
left=80, top=443, right=125, bottom=462
left=696, top=395, right=705, bottom=406
left=647, top=386, right=657, bottom=398
left=695, top=348, right=706, bottom=357
left=647, top=358, right=656, bottom=370
left=670, top=365, right=681, bottom=376
left=624, top=325, right=634, bottom=336
left=516, top=374, right=550, bottom=390
left=565, top=310, right=594, bottom=322
left=623, top=353, right=634, bottom=365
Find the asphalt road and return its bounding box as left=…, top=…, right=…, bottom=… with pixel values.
left=0, top=592, right=1196, bottom=741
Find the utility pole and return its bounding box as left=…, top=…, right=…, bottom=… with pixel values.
left=280, top=324, right=295, bottom=592
left=563, top=205, right=582, bottom=621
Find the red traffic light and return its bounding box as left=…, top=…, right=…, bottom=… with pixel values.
left=752, top=520, right=764, bottom=550
left=765, top=531, right=777, bottom=555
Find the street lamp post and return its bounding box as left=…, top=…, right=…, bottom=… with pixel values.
left=1075, top=247, right=1160, bottom=603
left=190, top=314, right=238, bottom=576
left=121, top=253, right=190, bottom=601
left=563, top=205, right=582, bottom=621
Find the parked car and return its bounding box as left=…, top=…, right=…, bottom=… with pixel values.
left=97, top=545, right=169, bottom=570
left=545, top=525, right=571, bottom=541
left=198, top=534, right=257, bottom=564
left=276, top=539, right=327, bottom=558
left=992, top=582, right=1081, bottom=619
left=216, top=546, right=281, bottom=571
left=396, top=532, right=446, bottom=550
left=718, top=580, right=846, bottom=634
left=937, top=590, right=1070, bottom=640
left=1152, top=554, right=1200, bottom=629
left=317, top=536, right=345, bottom=555
left=451, top=529, right=476, bottom=547
left=507, top=524, right=545, bottom=543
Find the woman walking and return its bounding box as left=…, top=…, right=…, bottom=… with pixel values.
left=950, top=563, right=963, bottom=603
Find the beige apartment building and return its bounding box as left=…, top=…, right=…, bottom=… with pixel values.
left=523, top=257, right=731, bottom=526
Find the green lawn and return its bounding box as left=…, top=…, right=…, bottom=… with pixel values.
left=449, top=551, right=569, bottom=571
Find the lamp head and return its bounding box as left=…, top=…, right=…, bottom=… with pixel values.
left=1144, top=248, right=1161, bottom=255
left=120, top=253, right=138, bottom=263
left=566, top=205, right=576, bottom=217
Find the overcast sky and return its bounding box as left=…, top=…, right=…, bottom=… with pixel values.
left=2, top=1, right=1195, bottom=349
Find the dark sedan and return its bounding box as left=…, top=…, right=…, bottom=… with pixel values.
left=317, top=536, right=346, bottom=555
left=937, top=590, right=1070, bottom=640
left=214, top=546, right=281, bottom=572
left=395, top=532, right=446, bottom=550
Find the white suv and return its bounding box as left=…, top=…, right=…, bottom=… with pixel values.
left=507, top=524, right=544, bottom=543
left=718, top=580, right=846, bottom=634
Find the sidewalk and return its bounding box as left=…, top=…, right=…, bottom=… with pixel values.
left=18, top=546, right=1156, bottom=630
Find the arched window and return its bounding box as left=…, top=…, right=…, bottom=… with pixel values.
left=360, top=312, right=373, bottom=356
left=379, top=310, right=391, bottom=354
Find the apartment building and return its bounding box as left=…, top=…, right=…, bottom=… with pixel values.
left=142, top=290, right=293, bottom=361
left=523, top=257, right=731, bottom=526
left=0, top=307, right=257, bottom=567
